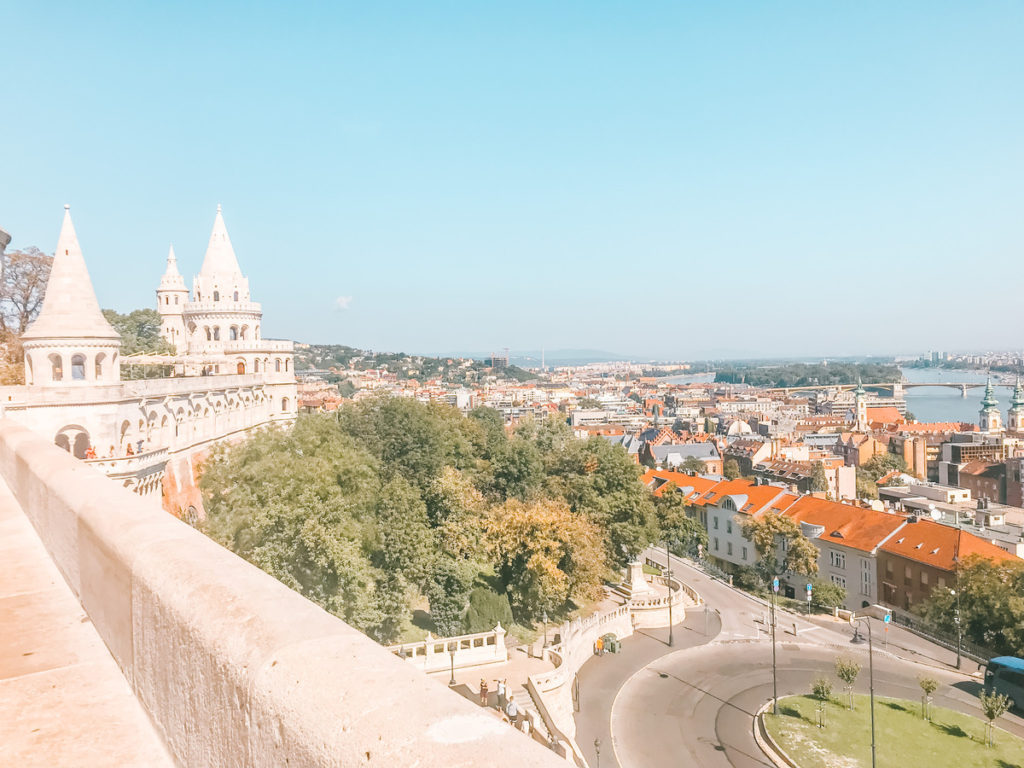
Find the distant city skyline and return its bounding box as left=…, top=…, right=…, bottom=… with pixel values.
left=3, top=3, right=1023, bottom=359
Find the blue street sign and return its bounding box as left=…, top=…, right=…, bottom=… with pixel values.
left=883, top=613, right=891, bottom=624
left=772, top=577, right=779, bottom=593
left=806, top=583, right=812, bottom=593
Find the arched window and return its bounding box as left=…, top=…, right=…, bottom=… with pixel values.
left=164, top=295, right=169, bottom=305
left=213, top=327, right=221, bottom=341
left=95, top=353, right=105, bottom=379
left=240, top=325, right=248, bottom=340
left=255, top=325, right=260, bottom=340
left=213, top=290, right=220, bottom=302
left=50, top=354, right=63, bottom=382
left=237, top=361, right=246, bottom=374
left=281, top=397, right=290, bottom=413
left=285, top=358, right=290, bottom=371
left=230, top=326, right=238, bottom=341
left=205, top=327, right=211, bottom=341
left=233, top=291, right=239, bottom=301
left=253, top=359, right=260, bottom=373
left=275, top=358, right=281, bottom=373
left=174, top=295, right=179, bottom=305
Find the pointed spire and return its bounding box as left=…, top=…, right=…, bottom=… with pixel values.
left=198, top=204, right=243, bottom=279
left=159, top=244, right=186, bottom=290
left=1011, top=377, right=1024, bottom=410
left=22, top=206, right=120, bottom=341
left=981, top=377, right=999, bottom=410
left=854, top=377, right=866, bottom=397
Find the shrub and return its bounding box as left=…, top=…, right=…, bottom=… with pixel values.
left=463, top=587, right=513, bottom=633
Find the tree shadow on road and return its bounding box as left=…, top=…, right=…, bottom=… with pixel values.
left=648, top=667, right=757, bottom=717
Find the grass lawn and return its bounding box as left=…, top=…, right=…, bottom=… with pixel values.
left=643, top=563, right=662, bottom=575
left=764, top=694, right=1024, bottom=768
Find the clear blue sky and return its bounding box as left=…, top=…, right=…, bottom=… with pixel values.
left=2, top=2, right=1023, bottom=360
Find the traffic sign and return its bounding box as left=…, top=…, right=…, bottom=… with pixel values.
left=883, top=613, right=891, bottom=625
left=772, top=577, right=779, bottom=593
left=806, top=583, right=812, bottom=593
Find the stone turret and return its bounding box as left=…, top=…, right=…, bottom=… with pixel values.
left=21, top=206, right=121, bottom=386
left=156, top=245, right=188, bottom=353
left=854, top=378, right=868, bottom=432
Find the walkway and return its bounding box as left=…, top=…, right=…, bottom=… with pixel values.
left=0, top=477, right=172, bottom=767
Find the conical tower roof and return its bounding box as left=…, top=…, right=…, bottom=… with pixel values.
left=854, top=378, right=866, bottom=397
left=159, top=245, right=186, bottom=290
left=198, top=204, right=243, bottom=278
left=1011, top=377, right=1024, bottom=410
left=22, top=206, right=120, bottom=341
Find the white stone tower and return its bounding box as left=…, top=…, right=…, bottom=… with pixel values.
left=979, top=378, right=1003, bottom=433
left=21, top=206, right=122, bottom=386
left=156, top=245, right=188, bottom=353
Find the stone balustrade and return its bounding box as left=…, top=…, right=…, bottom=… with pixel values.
left=386, top=625, right=508, bottom=673
left=0, top=419, right=563, bottom=768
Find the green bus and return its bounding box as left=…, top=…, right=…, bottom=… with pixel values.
left=984, top=656, right=1024, bottom=711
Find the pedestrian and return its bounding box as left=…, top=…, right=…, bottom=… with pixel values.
left=126, top=443, right=134, bottom=456
left=496, top=678, right=507, bottom=710
left=479, top=678, right=488, bottom=707
left=505, top=695, right=519, bottom=727
left=108, top=445, right=116, bottom=458
left=596, top=636, right=604, bottom=656
left=136, top=438, right=144, bottom=454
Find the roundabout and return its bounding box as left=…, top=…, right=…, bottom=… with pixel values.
left=606, top=641, right=1024, bottom=768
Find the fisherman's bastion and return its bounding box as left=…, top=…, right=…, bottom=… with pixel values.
left=0, top=205, right=298, bottom=516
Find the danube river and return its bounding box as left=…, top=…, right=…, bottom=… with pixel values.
left=662, top=368, right=1012, bottom=425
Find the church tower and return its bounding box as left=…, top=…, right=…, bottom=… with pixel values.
left=979, top=378, right=1003, bottom=433
left=21, top=206, right=121, bottom=386
left=156, top=245, right=188, bottom=353
left=854, top=378, right=868, bottom=432
left=1007, top=378, right=1024, bottom=434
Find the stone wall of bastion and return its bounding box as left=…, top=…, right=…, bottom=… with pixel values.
left=0, top=418, right=564, bottom=768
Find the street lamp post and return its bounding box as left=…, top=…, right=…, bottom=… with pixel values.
left=666, top=541, right=674, bottom=647
left=448, top=641, right=457, bottom=687
left=850, top=615, right=878, bottom=768
left=542, top=610, right=548, bottom=650
left=951, top=588, right=962, bottom=670
left=771, top=576, right=779, bottom=715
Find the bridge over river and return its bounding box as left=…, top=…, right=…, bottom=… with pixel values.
left=767, top=381, right=992, bottom=397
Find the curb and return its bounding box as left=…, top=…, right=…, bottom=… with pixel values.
left=752, top=701, right=801, bottom=768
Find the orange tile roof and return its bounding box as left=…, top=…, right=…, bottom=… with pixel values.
left=698, top=478, right=789, bottom=514
left=784, top=496, right=906, bottom=554
left=641, top=469, right=720, bottom=500
left=898, top=422, right=979, bottom=434
left=866, top=406, right=903, bottom=425
left=880, top=518, right=1017, bottom=570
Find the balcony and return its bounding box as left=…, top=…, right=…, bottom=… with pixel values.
left=84, top=447, right=169, bottom=477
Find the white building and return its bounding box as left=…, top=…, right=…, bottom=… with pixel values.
left=0, top=206, right=297, bottom=514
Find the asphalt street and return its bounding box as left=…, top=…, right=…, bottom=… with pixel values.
left=574, top=550, right=1018, bottom=768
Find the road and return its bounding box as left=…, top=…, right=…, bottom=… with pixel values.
left=574, top=550, right=1015, bottom=768
left=611, top=642, right=1024, bottom=768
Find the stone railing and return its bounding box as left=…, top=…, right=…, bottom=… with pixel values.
left=0, top=419, right=563, bottom=768
left=386, top=625, right=508, bottom=673
left=84, top=448, right=169, bottom=476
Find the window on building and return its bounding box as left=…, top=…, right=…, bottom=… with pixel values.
left=713, top=517, right=719, bottom=530
left=71, top=354, right=86, bottom=380
left=50, top=354, right=63, bottom=382
left=213, top=327, right=221, bottom=341
left=921, top=571, right=929, bottom=585
left=205, top=327, right=211, bottom=341
left=233, top=291, right=239, bottom=301
left=741, top=546, right=747, bottom=561
left=213, top=291, right=220, bottom=302
left=275, top=359, right=281, bottom=373
left=174, top=295, right=179, bottom=304
left=830, top=551, right=846, bottom=569
left=230, top=326, right=238, bottom=341
left=727, top=542, right=733, bottom=556
left=726, top=519, right=732, bottom=534
left=713, top=537, right=719, bottom=551
left=831, top=575, right=847, bottom=589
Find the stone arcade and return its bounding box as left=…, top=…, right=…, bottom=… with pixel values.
left=0, top=205, right=298, bottom=514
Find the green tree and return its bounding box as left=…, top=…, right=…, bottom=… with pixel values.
left=426, top=556, right=474, bottom=636
left=918, top=555, right=1024, bottom=657
left=463, top=587, right=514, bottom=633
left=680, top=455, right=706, bottom=474
left=654, top=483, right=708, bottom=556
left=742, top=512, right=820, bottom=583
left=723, top=459, right=741, bottom=480
left=809, top=461, right=828, bottom=494
left=862, top=452, right=908, bottom=481
left=812, top=676, right=833, bottom=705
left=919, top=676, right=939, bottom=721
left=484, top=497, right=607, bottom=620
left=856, top=469, right=879, bottom=500
left=834, top=656, right=861, bottom=710
left=101, top=308, right=175, bottom=355
left=810, top=578, right=846, bottom=611
left=577, top=397, right=601, bottom=409
left=468, top=406, right=507, bottom=459
left=550, top=437, right=658, bottom=566
left=373, top=477, right=436, bottom=589
left=491, top=438, right=544, bottom=500
left=979, top=689, right=1011, bottom=747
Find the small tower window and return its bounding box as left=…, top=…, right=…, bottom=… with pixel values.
left=230, top=326, right=238, bottom=341
left=50, top=354, right=63, bottom=382
left=71, top=354, right=86, bottom=380
left=205, top=327, right=211, bottom=341
left=213, top=327, right=221, bottom=341
left=174, top=295, right=179, bottom=305
left=95, top=353, right=105, bottom=379
left=213, top=291, right=220, bottom=302
left=164, top=295, right=169, bottom=305
left=275, top=359, right=281, bottom=373
left=233, top=291, right=239, bottom=301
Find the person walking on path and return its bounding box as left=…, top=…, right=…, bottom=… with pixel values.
left=505, top=695, right=519, bottom=727
left=595, top=636, right=604, bottom=656
left=496, top=679, right=507, bottom=710
left=479, top=679, right=488, bottom=707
